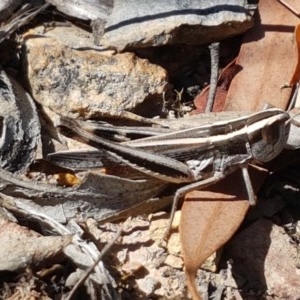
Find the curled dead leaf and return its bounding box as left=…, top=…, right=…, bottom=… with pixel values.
left=180, top=167, right=267, bottom=299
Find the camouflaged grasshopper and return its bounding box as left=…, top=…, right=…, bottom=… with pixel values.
left=49, top=108, right=291, bottom=239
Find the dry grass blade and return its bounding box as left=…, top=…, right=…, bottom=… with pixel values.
left=65, top=226, right=123, bottom=300
left=0, top=3, right=49, bottom=44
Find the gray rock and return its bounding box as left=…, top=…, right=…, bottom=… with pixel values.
left=46, top=0, right=113, bottom=21
left=0, top=69, right=40, bottom=173
left=99, top=0, right=256, bottom=51
left=224, top=219, right=300, bottom=299
left=22, top=32, right=168, bottom=119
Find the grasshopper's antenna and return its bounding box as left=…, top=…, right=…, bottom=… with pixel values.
left=287, top=83, right=300, bottom=111
left=277, top=0, right=300, bottom=18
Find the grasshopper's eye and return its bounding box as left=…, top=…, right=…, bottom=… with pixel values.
left=261, top=121, right=280, bottom=144
left=250, top=113, right=290, bottom=163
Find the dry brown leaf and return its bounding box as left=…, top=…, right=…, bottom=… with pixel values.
left=193, top=59, right=241, bottom=113
left=180, top=3, right=300, bottom=297
left=0, top=219, right=72, bottom=271
left=180, top=168, right=267, bottom=300
left=225, top=0, right=299, bottom=111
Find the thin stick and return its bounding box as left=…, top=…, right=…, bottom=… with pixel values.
left=205, top=42, right=220, bottom=112
left=287, top=83, right=300, bottom=111
left=65, top=226, right=123, bottom=300
left=241, top=166, right=256, bottom=205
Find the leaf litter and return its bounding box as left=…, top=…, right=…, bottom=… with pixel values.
left=1, top=1, right=300, bottom=300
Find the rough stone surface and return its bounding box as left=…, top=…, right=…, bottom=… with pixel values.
left=99, top=216, right=187, bottom=299
left=28, top=24, right=106, bottom=51
left=22, top=33, right=168, bottom=119
left=99, top=0, right=255, bottom=51
left=224, top=218, right=300, bottom=299
left=0, top=218, right=71, bottom=272
left=46, top=0, right=113, bottom=21
left=92, top=214, right=224, bottom=299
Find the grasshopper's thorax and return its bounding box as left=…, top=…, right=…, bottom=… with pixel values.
left=247, top=112, right=290, bottom=163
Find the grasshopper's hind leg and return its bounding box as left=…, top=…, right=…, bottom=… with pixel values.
left=163, top=166, right=256, bottom=241
left=163, top=173, right=225, bottom=241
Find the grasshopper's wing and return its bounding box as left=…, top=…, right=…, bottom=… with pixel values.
left=47, top=149, right=111, bottom=170
left=47, top=112, right=250, bottom=170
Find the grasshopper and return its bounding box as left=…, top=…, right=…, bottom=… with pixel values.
left=49, top=108, right=291, bottom=239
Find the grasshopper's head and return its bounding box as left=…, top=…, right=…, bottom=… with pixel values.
left=248, top=112, right=290, bottom=163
